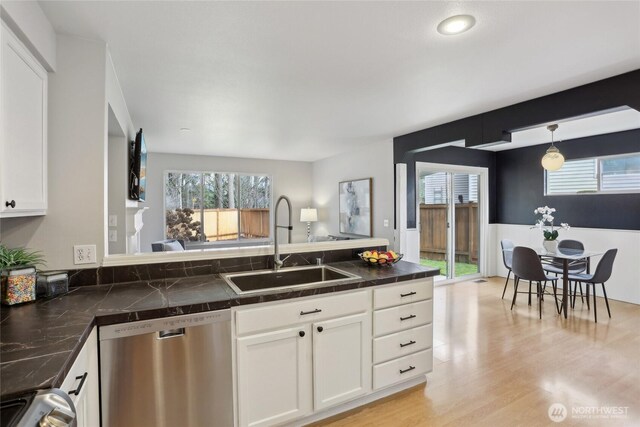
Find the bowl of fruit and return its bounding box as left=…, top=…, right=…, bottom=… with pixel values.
left=358, top=250, right=403, bottom=266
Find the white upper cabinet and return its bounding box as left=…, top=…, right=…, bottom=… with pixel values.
left=0, top=23, right=48, bottom=217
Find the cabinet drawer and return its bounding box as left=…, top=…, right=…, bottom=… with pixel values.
left=236, top=290, right=369, bottom=336
left=373, top=349, right=433, bottom=390
left=373, top=324, right=432, bottom=364
left=373, top=300, right=432, bottom=337
left=374, top=279, right=433, bottom=310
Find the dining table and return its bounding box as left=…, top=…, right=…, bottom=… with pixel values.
left=530, top=247, right=603, bottom=318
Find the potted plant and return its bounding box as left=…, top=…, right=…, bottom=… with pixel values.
left=0, top=244, right=45, bottom=305
left=532, top=206, right=570, bottom=252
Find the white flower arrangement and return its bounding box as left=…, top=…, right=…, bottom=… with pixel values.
left=533, top=206, right=570, bottom=241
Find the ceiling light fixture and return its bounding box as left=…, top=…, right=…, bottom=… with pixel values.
left=437, top=15, right=476, bottom=35
left=180, top=127, right=191, bottom=132
left=541, top=124, right=565, bottom=171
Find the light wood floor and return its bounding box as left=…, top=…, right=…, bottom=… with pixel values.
left=312, top=277, right=640, bottom=427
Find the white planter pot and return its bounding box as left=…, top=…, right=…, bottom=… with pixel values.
left=543, top=239, right=558, bottom=253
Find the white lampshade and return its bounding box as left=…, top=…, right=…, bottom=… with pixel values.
left=541, top=146, right=565, bottom=171
left=300, top=208, right=318, bottom=222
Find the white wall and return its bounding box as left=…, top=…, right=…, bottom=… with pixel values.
left=139, top=153, right=313, bottom=252
left=311, top=139, right=395, bottom=245
left=107, top=132, right=127, bottom=255
left=494, top=224, right=640, bottom=305
left=0, top=0, right=56, bottom=71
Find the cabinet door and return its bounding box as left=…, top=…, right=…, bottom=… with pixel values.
left=237, top=325, right=312, bottom=427
left=61, top=328, right=99, bottom=427
left=313, top=312, right=371, bottom=411
left=0, top=24, right=48, bottom=216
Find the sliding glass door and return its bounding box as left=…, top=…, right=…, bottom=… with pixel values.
left=418, top=168, right=481, bottom=281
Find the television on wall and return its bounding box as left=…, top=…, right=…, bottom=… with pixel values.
left=129, top=128, right=147, bottom=201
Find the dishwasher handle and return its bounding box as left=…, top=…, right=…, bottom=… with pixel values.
left=158, top=328, right=185, bottom=339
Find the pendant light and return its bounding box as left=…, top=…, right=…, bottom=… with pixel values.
left=541, top=124, right=565, bottom=171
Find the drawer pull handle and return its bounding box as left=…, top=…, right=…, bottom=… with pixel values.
left=400, top=340, right=416, bottom=348
left=400, top=314, right=416, bottom=321
left=158, top=328, right=185, bottom=339
left=5, top=200, right=16, bottom=208
left=299, top=331, right=306, bottom=337
left=317, top=326, right=324, bottom=333
left=68, top=372, right=88, bottom=396
left=400, top=366, right=416, bottom=374
left=400, top=291, right=417, bottom=297
left=300, top=309, right=322, bottom=316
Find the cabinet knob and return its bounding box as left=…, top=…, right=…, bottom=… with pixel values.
left=5, top=200, right=16, bottom=208
left=317, top=326, right=323, bottom=333
left=299, top=331, right=305, bottom=337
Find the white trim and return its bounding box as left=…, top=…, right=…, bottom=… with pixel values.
left=415, top=162, right=490, bottom=279
left=102, top=237, right=389, bottom=266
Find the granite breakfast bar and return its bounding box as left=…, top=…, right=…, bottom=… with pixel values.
left=0, top=259, right=437, bottom=400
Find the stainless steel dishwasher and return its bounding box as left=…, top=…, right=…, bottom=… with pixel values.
left=99, top=310, right=232, bottom=427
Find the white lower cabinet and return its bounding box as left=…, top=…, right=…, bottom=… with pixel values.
left=234, top=279, right=434, bottom=426
left=61, top=327, right=100, bottom=427
left=313, top=312, right=371, bottom=411
left=372, top=278, right=434, bottom=391
left=235, top=290, right=371, bottom=427
left=236, top=325, right=312, bottom=427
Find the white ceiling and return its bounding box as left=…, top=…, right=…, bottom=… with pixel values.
left=39, top=1, right=640, bottom=162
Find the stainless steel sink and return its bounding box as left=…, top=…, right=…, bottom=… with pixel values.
left=221, top=265, right=360, bottom=295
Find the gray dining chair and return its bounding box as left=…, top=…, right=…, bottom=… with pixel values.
left=511, top=246, right=560, bottom=319
left=500, top=239, right=514, bottom=299
left=543, top=239, right=588, bottom=307
left=568, top=249, right=617, bottom=323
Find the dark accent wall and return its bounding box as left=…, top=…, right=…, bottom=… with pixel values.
left=496, top=129, right=640, bottom=230
left=394, top=69, right=640, bottom=229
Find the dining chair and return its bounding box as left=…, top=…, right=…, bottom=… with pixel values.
left=543, top=239, right=588, bottom=307
left=568, top=249, right=618, bottom=323
left=510, top=246, right=560, bottom=319
left=500, top=239, right=514, bottom=299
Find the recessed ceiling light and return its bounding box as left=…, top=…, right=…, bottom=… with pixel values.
left=180, top=128, right=191, bottom=132
left=437, top=15, right=476, bottom=36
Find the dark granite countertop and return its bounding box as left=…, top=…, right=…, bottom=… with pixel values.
left=0, top=260, right=436, bottom=400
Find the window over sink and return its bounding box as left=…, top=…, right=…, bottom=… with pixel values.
left=164, top=171, right=272, bottom=246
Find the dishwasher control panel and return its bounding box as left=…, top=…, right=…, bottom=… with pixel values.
left=99, top=309, right=230, bottom=340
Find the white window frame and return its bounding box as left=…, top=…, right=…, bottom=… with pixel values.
left=414, top=162, right=489, bottom=285
left=544, top=152, right=640, bottom=196
left=163, top=169, right=274, bottom=247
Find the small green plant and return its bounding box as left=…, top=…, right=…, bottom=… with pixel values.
left=0, top=244, right=45, bottom=269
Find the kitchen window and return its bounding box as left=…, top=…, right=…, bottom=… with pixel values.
left=545, top=153, right=640, bottom=195
left=164, top=171, right=272, bottom=245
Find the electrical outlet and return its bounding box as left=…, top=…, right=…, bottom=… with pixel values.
left=108, top=215, right=117, bottom=227
left=383, top=219, right=389, bottom=227
left=108, top=230, right=118, bottom=242
left=74, top=245, right=96, bottom=265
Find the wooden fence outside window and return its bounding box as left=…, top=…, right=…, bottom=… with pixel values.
left=419, top=203, right=478, bottom=263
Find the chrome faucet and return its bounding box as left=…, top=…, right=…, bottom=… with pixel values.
left=274, top=195, right=292, bottom=271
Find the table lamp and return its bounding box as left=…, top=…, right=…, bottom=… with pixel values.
left=300, top=208, right=318, bottom=242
